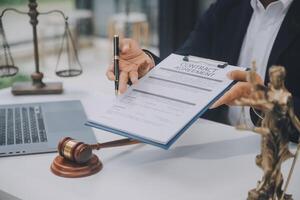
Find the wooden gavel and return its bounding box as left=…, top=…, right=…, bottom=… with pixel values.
left=58, top=137, right=140, bottom=164
left=51, top=137, right=140, bottom=178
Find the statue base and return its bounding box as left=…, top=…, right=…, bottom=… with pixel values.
left=247, top=189, right=293, bottom=200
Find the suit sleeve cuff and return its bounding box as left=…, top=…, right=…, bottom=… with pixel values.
left=142, top=49, right=161, bottom=65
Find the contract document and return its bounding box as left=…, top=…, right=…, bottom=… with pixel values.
left=87, top=54, right=246, bottom=149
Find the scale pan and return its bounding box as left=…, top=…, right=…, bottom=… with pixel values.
left=0, top=65, right=18, bottom=77
left=55, top=20, right=83, bottom=79
left=56, top=69, right=82, bottom=77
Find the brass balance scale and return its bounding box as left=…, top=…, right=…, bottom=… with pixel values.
left=0, top=0, right=82, bottom=95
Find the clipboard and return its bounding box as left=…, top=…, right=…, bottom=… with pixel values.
left=86, top=54, right=246, bottom=149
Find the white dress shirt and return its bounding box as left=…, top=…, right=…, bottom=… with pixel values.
left=228, top=0, right=294, bottom=126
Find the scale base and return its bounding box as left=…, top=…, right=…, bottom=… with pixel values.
left=51, top=154, right=103, bottom=178
left=11, top=82, right=63, bottom=95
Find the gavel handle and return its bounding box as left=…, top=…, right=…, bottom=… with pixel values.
left=90, top=139, right=140, bottom=150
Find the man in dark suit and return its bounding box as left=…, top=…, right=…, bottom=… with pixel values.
left=106, top=0, right=300, bottom=142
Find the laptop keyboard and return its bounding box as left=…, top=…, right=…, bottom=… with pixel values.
left=0, top=106, right=47, bottom=146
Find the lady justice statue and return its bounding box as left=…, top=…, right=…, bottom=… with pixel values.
left=235, top=65, right=300, bottom=200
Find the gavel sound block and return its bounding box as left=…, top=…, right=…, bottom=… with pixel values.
left=51, top=137, right=139, bottom=178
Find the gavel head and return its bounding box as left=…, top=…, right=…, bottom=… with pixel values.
left=58, top=137, right=93, bottom=164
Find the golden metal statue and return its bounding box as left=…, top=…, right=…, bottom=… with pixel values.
left=235, top=65, right=300, bottom=200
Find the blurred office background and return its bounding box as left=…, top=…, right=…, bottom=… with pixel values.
left=0, top=0, right=215, bottom=89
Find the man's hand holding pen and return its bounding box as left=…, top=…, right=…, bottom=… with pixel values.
left=106, top=38, right=155, bottom=94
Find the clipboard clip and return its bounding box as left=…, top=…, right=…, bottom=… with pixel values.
left=183, top=55, right=228, bottom=69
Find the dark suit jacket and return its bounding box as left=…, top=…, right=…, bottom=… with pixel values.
left=149, top=0, right=300, bottom=142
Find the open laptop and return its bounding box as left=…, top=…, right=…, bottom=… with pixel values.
left=0, top=100, right=97, bottom=157
left=0, top=189, right=21, bottom=200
